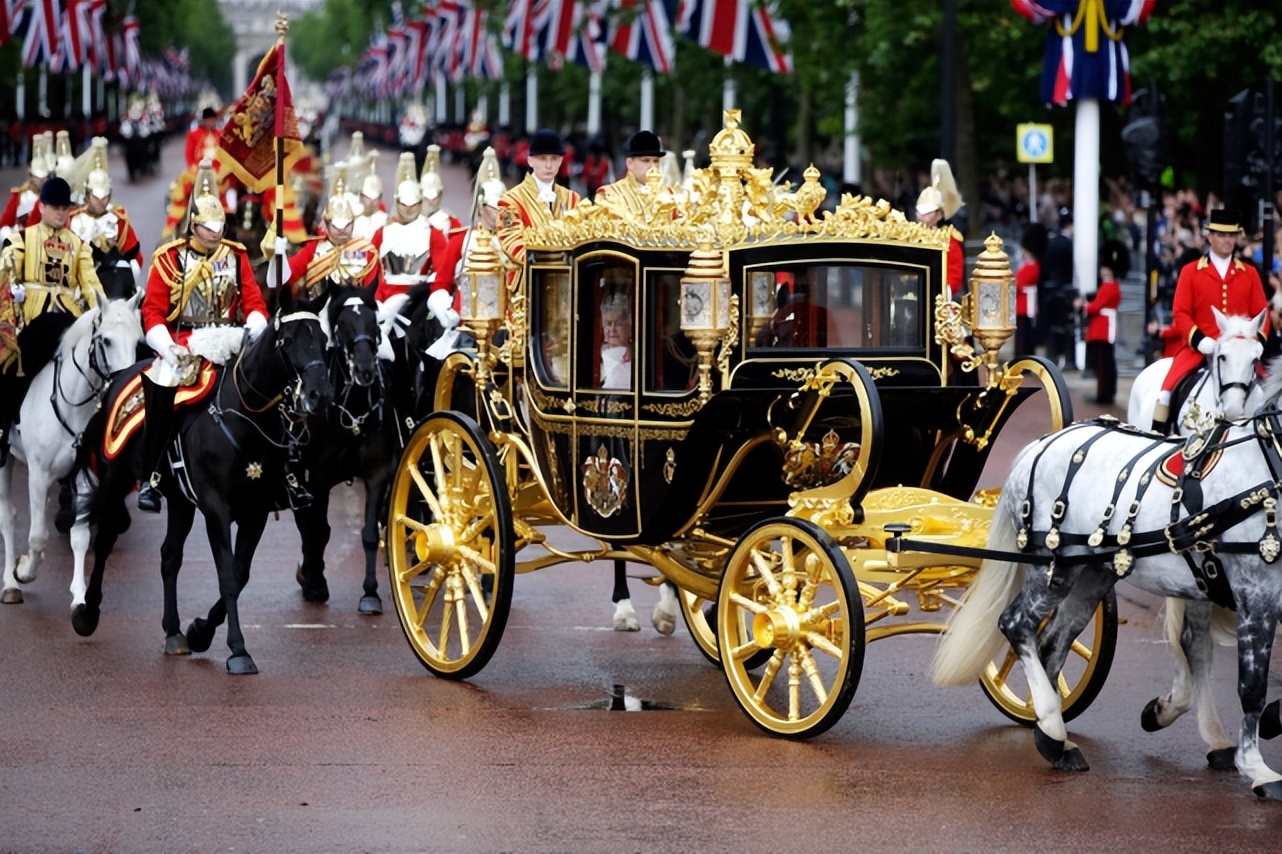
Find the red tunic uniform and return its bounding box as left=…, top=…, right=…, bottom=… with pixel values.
left=945, top=227, right=964, bottom=296
left=142, top=238, right=267, bottom=347
left=496, top=174, right=580, bottom=271
left=0, top=187, right=41, bottom=233
left=1163, top=255, right=1269, bottom=392
left=285, top=236, right=383, bottom=303
left=1084, top=279, right=1121, bottom=344
left=184, top=126, right=220, bottom=171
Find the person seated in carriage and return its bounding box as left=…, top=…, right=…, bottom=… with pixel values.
left=0, top=131, right=54, bottom=240
left=598, top=291, right=633, bottom=390
left=136, top=160, right=287, bottom=513
left=68, top=138, right=143, bottom=300
left=1152, top=208, right=1269, bottom=433
left=263, top=164, right=383, bottom=307
left=0, top=176, right=103, bottom=465
left=594, top=130, right=667, bottom=215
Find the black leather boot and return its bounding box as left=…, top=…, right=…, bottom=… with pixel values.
left=137, top=377, right=177, bottom=513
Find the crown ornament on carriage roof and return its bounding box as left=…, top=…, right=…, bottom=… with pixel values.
left=523, top=110, right=951, bottom=253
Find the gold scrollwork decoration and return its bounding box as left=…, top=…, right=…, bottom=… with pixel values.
left=642, top=398, right=703, bottom=418
left=577, top=397, right=633, bottom=415
left=771, top=366, right=815, bottom=383
left=934, top=293, right=980, bottom=371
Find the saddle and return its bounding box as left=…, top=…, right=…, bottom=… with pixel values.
left=101, top=361, right=218, bottom=461
left=1160, top=368, right=1204, bottom=435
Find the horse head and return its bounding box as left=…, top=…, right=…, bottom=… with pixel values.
left=273, top=289, right=333, bottom=418
left=95, top=298, right=145, bottom=375
left=327, top=288, right=381, bottom=388
left=1209, top=307, right=1267, bottom=421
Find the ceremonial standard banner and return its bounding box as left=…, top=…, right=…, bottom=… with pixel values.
left=217, top=41, right=304, bottom=192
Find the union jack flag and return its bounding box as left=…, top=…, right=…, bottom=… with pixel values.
left=545, top=0, right=606, bottom=72
left=19, top=0, right=61, bottom=69
left=503, top=0, right=551, bottom=63
left=0, top=0, right=24, bottom=48
left=121, top=13, right=140, bottom=84
left=460, top=8, right=503, bottom=80
left=676, top=0, right=792, bottom=74
left=608, top=0, right=674, bottom=74
left=1011, top=0, right=1155, bottom=106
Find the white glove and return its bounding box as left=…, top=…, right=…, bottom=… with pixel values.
left=167, top=343, right=190, bottom=360
left=9, top=282, right=25, bottom=304
left=1196, top=336, right=1216, bottom=356
left=274, top=236, right=289, bottom=257
left=426, top=289, right=460, bottom=330
left=245, top=311, right=268, bottom=341
left=145, top=323, right=175, bottom=354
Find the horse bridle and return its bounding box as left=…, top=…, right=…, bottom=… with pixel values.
left=329, top=296, right=384, bottom=436
left=1211, top=333, right=1260, bottom=402
left=232, top=310, right=325, bottom=413
left=50, top=312, right=113, bottom=438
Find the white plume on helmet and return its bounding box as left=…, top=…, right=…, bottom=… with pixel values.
left=420, top=144, right=444, bottom=199
left=474, top=146, right=505, bottom=209
left=917, top=158, right=963, bottom=219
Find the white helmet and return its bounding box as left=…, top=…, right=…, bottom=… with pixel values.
left=420, top=144, right=444, bottom=200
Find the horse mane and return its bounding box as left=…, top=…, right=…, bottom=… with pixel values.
left=1254, top=355, right=1282, bottom=411
left=58, top=306, right=101, bottom=354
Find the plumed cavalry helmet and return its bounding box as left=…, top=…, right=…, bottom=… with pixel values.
left=348, top=131, right=366, bottom=163
left=360, top=150, right=383, bottom=199
left=85, top=137, right=112, bottom=198
left=394, top=152, right=422, bottom=207
left=189, top=157, right=225, bottom=232
left=474, top=146, right=506, bottom=209
left=53, top=130, right=75, bottom=177
left=324, top=161, right=356, bottom=228
left=29, top=131, right=53, bottom=179
left=420, top=144, right=444, bottom=199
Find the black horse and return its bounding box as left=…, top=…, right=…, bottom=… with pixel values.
left=71, top=292, right=333, bottom=674
left=294, top=287, right=396, bottom=615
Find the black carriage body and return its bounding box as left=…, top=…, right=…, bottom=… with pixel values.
left=519, top=232, right=1025, bottom=546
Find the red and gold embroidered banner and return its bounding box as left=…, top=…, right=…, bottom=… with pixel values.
left=216, top=41, right=304, bottom=192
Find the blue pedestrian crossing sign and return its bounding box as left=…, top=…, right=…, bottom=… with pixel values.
left=1016, top=123, right=1054, bottom=164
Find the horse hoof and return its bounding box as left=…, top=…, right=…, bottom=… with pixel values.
left=1053, top=746, right=1090, bottom=772
left=1140, top=698, right=1165, bottom=732
left=358, top=595, right=382, bottom=616
left=1206, top=747, right=1237, bottom=771
left=164, top=634, right=192, bottom=656
left=16, top=554, right=36, bottom=583
left=1253, top=780, right=1282, bottom=800
left=1260, top=701, right=1282, bottom=740
left=297, top=568, right=330, bottom=604
left=1, top=587, right=23, bottom=604
left=1033, top=726, right=1065, bottom=764
left=652, top=614, right=676, bottom=636
left=185, top=619, right=215, bottom=653
left=226, top=654, right=258, bottom=675
left=71, top=604, right=99, bottom=636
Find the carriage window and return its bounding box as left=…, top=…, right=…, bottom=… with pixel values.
left=747, top=264, right=922, bottom=350
left=650, top=272, right=696, bottom=392
left=535, top=269, right=572, bottom=387
left=579, top=257, right=637, bottom=391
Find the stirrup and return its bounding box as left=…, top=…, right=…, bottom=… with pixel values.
left=137, top=473, right=163, bottom=513
left=284, top=473, right=314, bottom=510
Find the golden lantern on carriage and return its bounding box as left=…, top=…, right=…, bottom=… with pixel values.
left=459, top=224, right=506, bottom=384
left=964, top=232, right=1017, bottom=378
left=679, top=239, right=734, bottom=402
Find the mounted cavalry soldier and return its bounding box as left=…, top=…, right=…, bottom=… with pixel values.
left=377, top=150, right=465, bottom=316
left=0, top=176, right=103, bottom=465
left=0, top=131, right=54, bottom=240
left=136, top=159, right=277, bottom=513
left=264, top=163, right=383, bottom=304
left=68, top=138, right=143, bottom=299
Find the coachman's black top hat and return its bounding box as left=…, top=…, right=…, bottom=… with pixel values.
left=624, top=130, right=666, bottom=158
left=201, top=107, right=218, bottom=120
left=39, top=176, right=73, bottom=206
left=528, top=129, right=565, bottom=157
left=1207, top=208, right=1242, bottom=233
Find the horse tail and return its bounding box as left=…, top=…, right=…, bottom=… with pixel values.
left=1209, top=603, right=1238, bottom=646
left=931, top=491, right=1025, bottom=687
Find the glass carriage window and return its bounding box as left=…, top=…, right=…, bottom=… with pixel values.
left=577, top=256, right=637, bottom=390
left=747, top=264, right=923, bottom=350
left=535, top=269, right=572, bottom=387
left=649, top=272, right=697, bottom=392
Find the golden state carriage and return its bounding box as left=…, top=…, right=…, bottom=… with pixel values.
left=385, top=111, right=1115, bottom=738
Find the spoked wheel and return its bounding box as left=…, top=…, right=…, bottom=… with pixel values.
left=679, top=589, right=774, bottom=670
left=717, top=517, right=864, bottom=739
left=387, top=411, right=515, bottom=680
left=979, top=588, right=1118, bottom=725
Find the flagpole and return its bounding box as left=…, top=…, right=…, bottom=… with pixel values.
left=275, top=13, right=289, bottom=294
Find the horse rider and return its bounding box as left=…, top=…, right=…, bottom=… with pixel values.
left=0, top=131, right=54, bottom=240
left=594, top=130, right=667, bottom=215
left=914, top=158, right=966, bottom=297
left=0, top=176, right=103, bottom=465
left=68, top=138, right=143, bottom=300
left=185, top=107, right=221, bottom=172
left=1152, top=208, right=1269, bottom=432
left=263, top=165, right=383, bottom=305
left=496, top=128, right=580, bottom=282
left=136, top=159, right=282, bottom=513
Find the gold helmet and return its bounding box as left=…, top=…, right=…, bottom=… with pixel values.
left=420, top=144, right=443, bottom=199
left=54, top=130, right=75, bottom=177
left=190, top=157, right=225, bottom=232
left=29, top=132, right=53, bottom=179
left=85, top=137, right=112, bottom=198
left=324, top=161, right=356, bottom=228
left=394, top=152, right=422, bottom=207
left=474, top=147, right=506, bottom=209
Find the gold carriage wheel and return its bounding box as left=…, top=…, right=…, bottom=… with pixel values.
left=1006, top=356, right=1074, bottom=431
left=978, top=588, right=1118, bottom=725
left=717, top=517, right=864, bottom=739
left=679, top=588, right=776, bottom=671
left=386, top=411, right=515, bottom=680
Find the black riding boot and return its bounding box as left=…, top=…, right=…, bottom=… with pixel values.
left=137, top=377, right=177, bottom=513
left=0, top=372, right=28, bottom=467
left=282, top=441, right=314, bottom=510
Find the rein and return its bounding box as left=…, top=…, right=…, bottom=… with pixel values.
left=231, top=310, right=322, bottom=413
left=48, top=319, right=115, bottom=438
left=329, top=297, right=384, bottom=437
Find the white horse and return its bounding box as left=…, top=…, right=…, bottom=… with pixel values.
left=932, top=394, right=1282, bottom=799
left=0, top=298, right=143, bottom=606
left=1127, top=308, right=1267, bottom=431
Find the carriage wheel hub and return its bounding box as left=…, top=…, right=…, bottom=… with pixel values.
left=752, top=607, right=801, bottom=650
left=414, top=524, right=457, bottom=563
